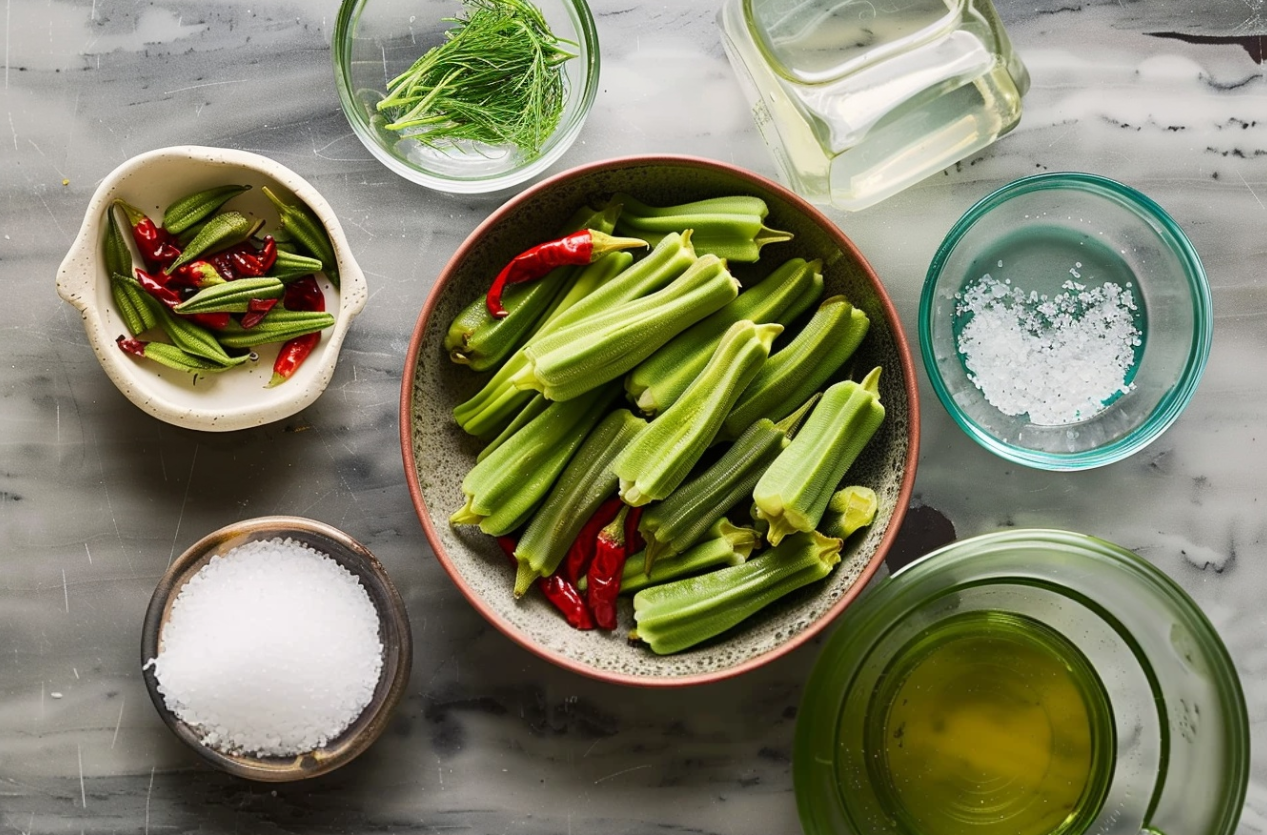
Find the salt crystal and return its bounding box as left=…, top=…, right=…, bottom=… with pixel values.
left=147, top=537, right=384, bottom=758
left=955, top=273, right=1141, bottom=425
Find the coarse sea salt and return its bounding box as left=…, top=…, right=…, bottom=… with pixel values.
left=955, top=272, right=1141, bottom=425
left=147, top=537, right=384, bottom=758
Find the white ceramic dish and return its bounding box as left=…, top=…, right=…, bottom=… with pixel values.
left=56, top=146, right=368, bottom=432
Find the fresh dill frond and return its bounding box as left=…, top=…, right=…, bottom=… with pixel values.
left=376, top=0, right=578, bottom=157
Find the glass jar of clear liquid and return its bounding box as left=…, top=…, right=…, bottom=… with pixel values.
left=718, top=0, right=1030, bottom=211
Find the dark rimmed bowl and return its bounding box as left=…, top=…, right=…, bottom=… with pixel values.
left=141, top=516, right=412, bottom=781
left=400, top=154, right=920, bottom=687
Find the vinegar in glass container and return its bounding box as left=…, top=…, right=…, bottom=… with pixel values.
left=718, top=0, right=1030, bottom=211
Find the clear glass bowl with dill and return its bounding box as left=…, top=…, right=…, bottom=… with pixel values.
left=334, top=0, right=598, bottom=193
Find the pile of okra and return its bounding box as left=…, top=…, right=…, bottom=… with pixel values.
left=447, top=193, right=886, bottom=655
left=103, top=183, right=339, bottom=385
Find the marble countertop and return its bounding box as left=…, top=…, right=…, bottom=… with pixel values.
left=2, top=0, right=1264, bottom=832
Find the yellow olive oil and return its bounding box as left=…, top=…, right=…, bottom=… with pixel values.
left=863, top=611, right=1114, bottom=835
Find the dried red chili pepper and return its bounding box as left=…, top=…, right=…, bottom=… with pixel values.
left=497, top=536, right=594, bottom=630
left=207, top=236, right=278, bottom=280
left=485, top=229, right=645, bottom=319
left=135, top=268, right=229, bottom=330
left=169, top=260, right=225, bottom=289
left=115, top=200, right=181, bottom=269
left=267, top=276, right=325, bottom=387
left=586, top=505, right=631, bottom=631
left=562, top=496, right=624, bottom=585
left=240, top=297, right=280, bottom=329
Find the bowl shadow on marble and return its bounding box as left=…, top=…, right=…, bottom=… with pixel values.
left=140, top=516, right=412, bottom=782
left=400, top=155, right=921, bottom=687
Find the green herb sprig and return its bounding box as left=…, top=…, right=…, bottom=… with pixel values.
left=376, top=0, right=577, bottom=157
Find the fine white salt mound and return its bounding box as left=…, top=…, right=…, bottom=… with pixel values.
left=955, top=272, right=1141, bottom=426
left=147, top=537, right=385, bottom=758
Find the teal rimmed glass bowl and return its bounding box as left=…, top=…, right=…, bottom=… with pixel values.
left=333, top=0, right=599, bottom=194
left=919, top=172, right=1212, bottom=470
left=793, top=529, right=1248, bottom=835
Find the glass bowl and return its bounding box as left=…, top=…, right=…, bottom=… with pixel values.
left=333, top=0, right=599, bottom=194
left=794, top=529, right=1248, bottom=835
left=919, top=172, right=1211, bottom=470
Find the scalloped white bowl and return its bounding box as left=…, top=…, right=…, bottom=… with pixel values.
left=56, top=146, right=368, bottom=432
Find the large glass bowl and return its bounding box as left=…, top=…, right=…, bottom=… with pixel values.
left=333, top=0, right=599, bottom=194
left=794, top=529, right=1248, bottom=835
left=919, top=172, right=1212, bottom=470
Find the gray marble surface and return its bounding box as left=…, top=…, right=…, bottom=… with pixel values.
left=2, top=0, right=1265, bottom=832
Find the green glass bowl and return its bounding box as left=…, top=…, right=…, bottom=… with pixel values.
left=919, top=172, right=1212, bottom=470
left=333, top=0, right=599, bottom=194
left=794, top=529, right=1248, bottom=835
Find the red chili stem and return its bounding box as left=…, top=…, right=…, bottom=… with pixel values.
left=484, top=229, right=645, bottom=319
left=586, top=505, right=631, bottom=631
left=562, top=496, right=624, bottom=585
left=497, top=536, right=594, bottom=630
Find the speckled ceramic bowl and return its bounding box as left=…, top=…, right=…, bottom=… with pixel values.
left=141, top=516, right=412, bottom=782
left=400, top=155, right=920, bottom=686
left=56, top=146, right=369, bottom=432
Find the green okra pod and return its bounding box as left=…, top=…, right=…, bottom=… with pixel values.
left=262, top=186, right=340, bottom=288
left=162, top=184, right=251, bottom=235
left=512, top=408, right=646, bottom=596
left=612, top=192, right=792, bottom=263
left=450, top=384, right=618, bottom=537
left=631, top=530, right=842, bottom=655
left=155, top=306, right=236, bottom=364
left=109, top=272, right=159, bottom=336
left=216, top=310, right=336, bottom=348
left=267, top=249, right=325, bottom=282
left=619, top=519, right=759, bottom=596
left=637, top=395, right=817, bottom=569
left=445, top=201, right=623, bottom=373
left=169, top=211, right=261, bottom=270
left=627, top=256, right=823, bottom=416
left=819, top=485, right=879, bottom=540
left=753, top=367, right=885, bottom=545
left=720, top=295, right=870, bottom=441
left=103, top=205, right=134, bottom=278
left=452, top=250, right=638, bottom=438
left=611, top=319, right=781, bottom=508
left=513, top=254, right=741, bottom=401
left=173, top=277, right=285, bottom=314
left=117, top=336, right=248, bottom=374
left=476, top=393, right=550, bottom=464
